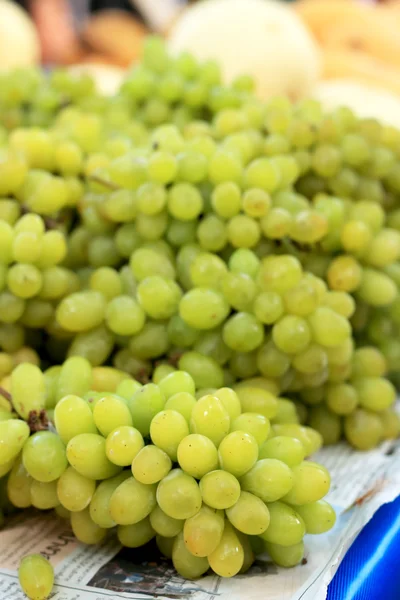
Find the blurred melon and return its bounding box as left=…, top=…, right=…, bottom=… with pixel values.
left=313, top=79, right=400, bottom=129
left=0, top=0, right=40, bottom=70
left=68, top=63, right=126, bottom=96
left=167, top=0, right=320, bottom=101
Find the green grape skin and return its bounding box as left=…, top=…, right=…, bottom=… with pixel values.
left=150, top=410, right=189, bottom=461
left=54, top=394, right=97, bottom=444
left=110, top=476, right=157, bottom=525
left=128, top=383, right=165, bottom=437
left=164, top=392, right=197, bottom=423
left=308, top=405, right=342, bottom=446
left=137, top=275, right=182, bottom=320
left=105, top=296, right=146, bottom=336
left=89, top=471, right=131, bottom=528
left=190, top=394, right=230, bottom=446
left=218, top=431, right=258, bottom=477
left=226, top=490, right=270, bottom=535
left=235, top=386, right=278, bottom=420
left=106, top=426, right=144, bottom=466
left=213, top=387, right=241, bottom=421
left=11, top=363, right=46, bottom=420
left=177, top=434, right=219, bottom=479
left=240, top=458, right=294, bottom=503
left=344, top=408, right=384, bottom=450
left=353, top=377, right=396, bottom=412
left=157, top=468, right=202, bottom=520
left=7, top=456, right=32, bottom=508
left=56, top=291, right=106, bottom=332
left=223, top=312, right=264, bottom=353
left=150, top=505, right=183, bottom=538
left=71, top=507, right=107, bottom=545
left=117, top=518, right=155, bottom=548
left=295, top=500, right=336, bottom=534
left=230, top=412, right=270, bottom=447
left=55, top=356, right=92, bottom=402
left=352, top=347, right=387, bottom=379
left=265, top=540, right=304, bottom=568
left=66, top=433, right=121, bottom=480
left=283, top=461, right=330, bottom=505
left=180, top=288, right=229, bottom=330
left=23, top=431, right=67, bottom=483
left=93, top=395, right=133, bottom=436
left=0, top=419, right=30, bottom=465
left=208, top=521, right=244, bottom=578
left=199, top=470, right=241, bottom=510
left=158, top=370, right=196, bottom=399
left=183, top=505, right=225, bottom=557
left=260, top=501, right=305, bottom=546
left=179, top=352, right=224, bottom=391
left=18, top=554, right=54, bottom=600
left=57, top=466, right=96, bottom=512
left=172, top=532, right=210, bottom=580
left=259, top=436, right=306, bottom=467
left=157, top=535, right=175, bottom=559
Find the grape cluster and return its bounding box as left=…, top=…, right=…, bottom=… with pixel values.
left=1, top=358, right=335, bottom=588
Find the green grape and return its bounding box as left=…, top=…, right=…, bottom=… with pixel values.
left=129, top=321, right=169, bottom=359
left=180, top=288, right=229, bottom=330
left=211, top=181, right=241, bottom=218
left=0, top=419, right=30, bottom=465
left=223, top=312, right=264, bottom=352
left=177, top=434, right=218, bottom=478
left=244, top=157, right=280, bottom=192
left=283, top=278, right=319, bottom=317
left=165, top=392, right=197, bottom=422
left=292, top=344, right=328, bottom=375
left=7, top=455, right=32, bottom=508
left=221, top=272, right=256, bottom=311
left=66, top=433, right=121, bottom=480
left=199, top=470, right=240, bottom=509
left=7, top=263, right=43, bottom=299
left=89, top=471, right=131, bottom=528
left=68, top=325, right=114, bottom=366
left=235, top=386, right=278, bottom=419
left=57, top=466, right=96, bottom=512
left=110, top=476, right=157, bottom=525
left=197, top=214, right=228, bottom=252
left=190, top=394, right=230, bottom=446
left=240, top=458, right=294, bottom=502
left=56, top=291, right=106, bottom=332
left=106, top=296, right=146, bottom=336
left=308, top=307, right=350, bottom=347
left=172, top=532, right=209, bottom=580
left=93, top=395, right=132, bottom=436
left=23, top=431, right=67, bottom=482
left=327, top=255, right=362, bottom=292
left=265, top=541, right=304, bottom=568
left=56, top=356, right=92, bottom=403
left=167, top=315, right=199, bottom=348
left=190, top=252, right=227, bottom=288
left=137, top=276, right=181, bottom=320
left=194, top=329, right=232, bottom=366
left=308, top=405, right=341, bottom=445
left=54, top=394, right=97, bottom=444
left=152, top=364, right=177, bottom=384
left=150, top=410, right=189, bottom=461
left=71, top=507, right=107, bottom=545
left=272, top=316, right=311, bottom=355
left=157, top=468, right=202, bottom=520
left=353, top=377, right=395, bottom=412
left=295, top=500, right=336, bottom=534
left=179, top=351, right=224, bottom=389
left=20, top=298, right=53, bottom=329
left=89, top=267, right=122, bottom=300
left=128, top=383, right=165, bottom=436
left=131, top=445, right=172, bottom=485
left=352, top=347, right=387, bottom=378
left=167, top=218, right=197, bottom=247
left=158, top=370, right=196, bottom=399
left=117, top=518, right=155, bottom=548
left=260, top=501, right=305, bottom=546
left=19, top=554, right=54, bottom=600
left=231, top=412, right=270, bottom=446
left=357, top=269, right=397, bottom=306
left=323, top=291, right=355, bottom=319
left=106, top=426, right=144, bottom=466
left=130, top=247, right=175, bottom=281
left=184, top=505, right=224, bottom=557
left=167, top=182, right=203, bottom=220
left=226, top=490, right=270, bottom=535
left=212, top=388, right=241, bottom=421
left=228, top=248, right=260, bottom=278
left=326, top=383, right=358, bottom=415
left=0, top=291, right=25, bottom=324
left=253, top=292, right=284, bottom=325
left=12, top=231, right=42, bottom=264
left=227, top=214, right=261, bottom=248
left=116, top=378, right=142, bottom=400
left=340, top=220, right=372, bottom=255
left=257, top=255, right=302, bottom=294
left=259, top=436, right=305, bottom=467
left=208, top=521, right=244, bottom=578
left=283, top=461, right=330, bottom=505
left=150, top=505, right=183, bottom=537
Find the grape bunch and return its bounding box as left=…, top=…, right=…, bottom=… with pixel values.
left=1, top=358, right=335, bottom=595
left=0, top=34, right=399, bottom=594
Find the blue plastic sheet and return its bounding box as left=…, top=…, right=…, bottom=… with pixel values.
left=327, top=496, right=400, bottom=600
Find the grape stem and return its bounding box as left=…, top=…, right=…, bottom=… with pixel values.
left=0, top=386, right=12, bottom=403
left=0, top=387, right=51, bottom=432
left=21, top=205, right=63, bottom=230
left=88, top=174, right=120, bottom=191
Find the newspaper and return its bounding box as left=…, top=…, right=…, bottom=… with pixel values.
left=1, top=439, right=399, bottom=600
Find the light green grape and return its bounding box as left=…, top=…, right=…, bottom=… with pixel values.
left=177, top=434, right=218, bottom=478
left=106, top=426, right=144, bottom=466
left=23, top=431, right=67, bottom=482
left=208, top=521, right=244, bottom=578
left=183, top=504, right=224, bottom=557
left=172, top=532, right=210, bottom=580
left=66, top=433, right=121, bottom=480
left=260, top=501, right=305, bottom=546
left=157, top=468, right=202, bottom=519
left=89, top=471, right=131, bottom=528
left=199, top=470, right=241, bottom=509
left=57, top=466, right=96, bottom=512
left=110, top=476, right=157, bottom=525
left=19, top=554, right=54, bottom=600
left=190, top=394, right=230, bottom=446
left=54, top=394, right=97, bottom=444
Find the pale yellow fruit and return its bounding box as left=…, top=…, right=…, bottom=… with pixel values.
left=0, top=0, right=40, bottom=70
left=168, top=0, right=320, bottom=101
left=313, top=79, right=400, bottom=129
